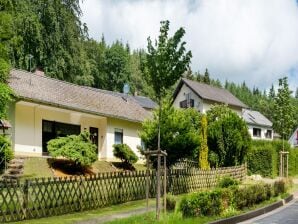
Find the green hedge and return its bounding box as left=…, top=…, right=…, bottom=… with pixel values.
left=179, top=181, right=285, bottom=217
left=247, top=140, right=292, bottom=178
left=288, top=149, right=298, bottom=176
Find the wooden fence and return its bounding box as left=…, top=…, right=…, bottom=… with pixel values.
left=0, top=164, right=246, bottom=222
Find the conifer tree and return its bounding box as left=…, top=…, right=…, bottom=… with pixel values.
left=199, top=114, right=210, bottom=169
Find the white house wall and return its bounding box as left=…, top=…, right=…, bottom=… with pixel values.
left=173, top=84, right=203, bottom=112
left=247, top=124, right=273, bottom=140
left=105, top=118, right=142, bottom=160
left=289, top=128, right=298, bottom=147
left=12, top=101, right=107, bottom=158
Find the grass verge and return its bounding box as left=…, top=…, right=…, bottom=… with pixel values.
left=11, top=199, right=156, bottom=224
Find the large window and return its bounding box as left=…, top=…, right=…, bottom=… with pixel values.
left=42, top=120, right=81, bottom=155
left=253, top=128, right=261, bottom=137
left=114, top=128, right=123, bottom=144
left=265, top=130, right=272, bottom=139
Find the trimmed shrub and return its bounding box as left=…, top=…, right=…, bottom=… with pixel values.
left=273, top=179, right=286, bottom=196
left=180, top=193, right=201, bottom=217
left=218, top=176, right=239, bottom=188
left=180, top=190, right=223, bottom=217
left=48, top=131, right=97, bottom=167
left=234, top=183, right=272, bottom=209
left=0, top=135, right=13, bottom=170
left=113, top=144, right=138, bottom=165
left=165, top=194, right=176, bottom=211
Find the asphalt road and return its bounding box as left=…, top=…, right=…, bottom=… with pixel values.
left=240, top=200, right=298, bottom=224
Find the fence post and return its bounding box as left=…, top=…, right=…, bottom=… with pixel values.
left=118, top=172, right=123, bottom=203
left=79, top=177, right=84, bottom=211
left=22, top=179, right=29, bottom=220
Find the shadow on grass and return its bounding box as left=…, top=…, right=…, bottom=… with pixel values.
left=112, top=162, right=136, bottom=171
left=48, top=158, right=94, bottom=176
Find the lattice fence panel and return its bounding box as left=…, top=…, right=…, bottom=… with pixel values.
left=0, top=164, right=246, bottom=222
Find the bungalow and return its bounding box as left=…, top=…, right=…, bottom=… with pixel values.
left=289, top=127, right=298, bottom=148
left=242, top=109, right=273, bottom=140
left=172, top=78, right=273, bottom=140
left=8, top=69, right=154, bottom=160
left=173, top=78, right=247, bottom=115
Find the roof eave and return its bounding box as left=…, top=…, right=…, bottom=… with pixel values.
left=17, top=97, right=144, bottom=124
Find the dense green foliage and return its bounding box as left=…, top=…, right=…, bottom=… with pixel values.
left=273, top=77, right=295, bottom=139
left=207, top=105, right=251, bottom=167
left=0, top=135, right=13, bottom=169
left=0, top=0, right=14, bottom=118
left=1, top=0, right=153, bottom=97
left=180, top=190, right=223, bottom=217
left=179, top=180, right=285, bottom=218
left=166, top=194, right=177, bottom=211
left=288, top=148, right=298, bottom=176
left=139, top=103, right=201, bottom=167
left=113, top=144, right=138, bottom=165
left=47, top=131, right=97, bottom=167
left=217, top=176, right=239, bottom=188
left=199, top=114, right=209, bottom=169
left=145, top=20, right=192, bottom=102
left=247, top=140, right=291, bottom=177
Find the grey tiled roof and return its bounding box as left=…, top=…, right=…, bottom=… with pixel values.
left=242, top=109, right=272, bottom=127
left=9, top=69, right=149, bottom=123
left=132, top=96, right=157, bottom=109
left=173, top=78, right=247, bottom=108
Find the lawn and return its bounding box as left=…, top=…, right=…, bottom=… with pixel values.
left=21, top=158, right=147, bottom=179
left=21, top=157, right=54, bottom=179
left=10, top=198, right=156, bottom=224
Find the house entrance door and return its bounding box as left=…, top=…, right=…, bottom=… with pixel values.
left=89, top=127, right=99, bottom=155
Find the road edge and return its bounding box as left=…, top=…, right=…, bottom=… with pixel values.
left=208, top=194, right=294, bottom=224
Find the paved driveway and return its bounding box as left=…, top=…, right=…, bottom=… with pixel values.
left=240, top=200, right=298, bottom=224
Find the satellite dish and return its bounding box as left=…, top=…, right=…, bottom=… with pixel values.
left=123, top=83, right=130, bottom=94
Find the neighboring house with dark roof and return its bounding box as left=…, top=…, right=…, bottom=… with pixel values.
left=173, top=78, right=247, bottom=115
left=242, top=109, right=273, bottom=140
left=8, top=69, right=152, bottom=160
left=289, top=127, right=298, bottom=148
left=173, top=78, right=274, bottom=140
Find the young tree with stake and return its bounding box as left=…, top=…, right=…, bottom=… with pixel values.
left=144, top=20, right=192, bottom=220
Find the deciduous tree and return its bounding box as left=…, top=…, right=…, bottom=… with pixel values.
left=272, top=77, right=295, bottom=140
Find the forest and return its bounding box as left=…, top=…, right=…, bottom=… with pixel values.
left=1, top=0, right=298, bottom=135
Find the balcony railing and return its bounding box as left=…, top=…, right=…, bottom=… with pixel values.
left=180, top=99, right=194, bottom=108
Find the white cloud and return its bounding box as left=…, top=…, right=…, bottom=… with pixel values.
left=80, top=0, right=298, bottom=91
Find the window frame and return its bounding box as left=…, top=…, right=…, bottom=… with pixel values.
left=114, top=128, right=123, bottom=144
left=253, top=128, right=261, bottom=138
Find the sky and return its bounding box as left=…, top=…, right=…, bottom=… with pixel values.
left=80, top=0, right=298, bottom=92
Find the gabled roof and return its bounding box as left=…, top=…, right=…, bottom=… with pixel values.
left=242, top=109, right=272, bottom=128
left=9, top=69, right=149, bottom=123
left=173, top=78, right=247, bottom=108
